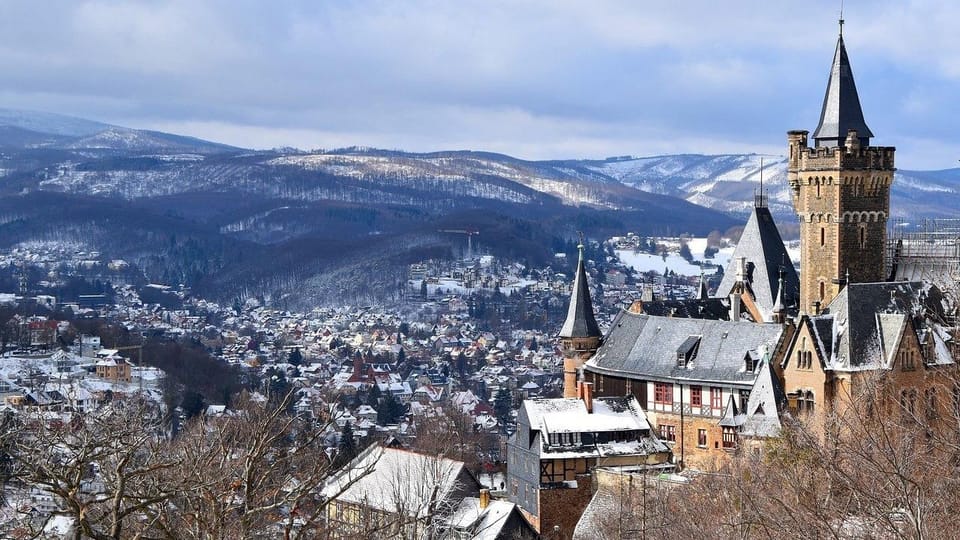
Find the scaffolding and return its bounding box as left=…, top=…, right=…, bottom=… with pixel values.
left=887, top=218, right=960, bottom=325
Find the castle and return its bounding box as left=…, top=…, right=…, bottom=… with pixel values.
left=507, top=21, right=959, bottom=532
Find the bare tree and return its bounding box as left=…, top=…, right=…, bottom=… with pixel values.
left=579, top=372, right=960, bottom=539
left=0, top=391, right=375, bottom=540
left=1, top=398, right=179, bottom=540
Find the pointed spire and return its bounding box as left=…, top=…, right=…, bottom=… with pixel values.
left=813, top=23, right=874, bottom=148
left=773, top=268, right=785, bottom=312
left=558, top=235, right=601, bottom=339
left=697, top=269, right=709, bottom=301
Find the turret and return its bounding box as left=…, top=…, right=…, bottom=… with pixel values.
left=559, top=237, right=602, bottom=398
left=787, top=21, right=895, bottom=312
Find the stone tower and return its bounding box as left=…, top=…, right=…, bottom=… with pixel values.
left=559, top=239, right=602, bottom=398
left=787, top=23, right=895, bottom=313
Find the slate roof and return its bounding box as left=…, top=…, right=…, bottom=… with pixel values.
left=812, top=33, right=874, bottom=147
left=558, top=245, right=601, bottom=339
left=808, top=281, right=953, bottom=370
left=585, top=312, right=785, bottom=385
left=740, top=357, right=787, bottom=439
left=634, top=298, right=729, bottom=320
left=715, top=205, right=799, bottom=322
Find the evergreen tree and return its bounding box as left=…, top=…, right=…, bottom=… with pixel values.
left=367, top=383, right=382, bottom=407
left=420, top=279, right=428, bottom=299
left=287, top=348, right=303, bottom=366
left=377, top=393, right=405, bottom=425
left=494, top=389, right=513, bottom=433
left=336, top=421, right=357, bottom=466
left=456, top=351, right=467, bottom=378
left=181, top=390, right=205, bottom=420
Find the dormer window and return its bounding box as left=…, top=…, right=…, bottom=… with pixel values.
left=744, top=352, right=757, bottom=372
left=676, top=335, right=701, bottom=367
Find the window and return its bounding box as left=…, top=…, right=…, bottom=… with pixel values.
left=797, top=350, right=813, bottom=370
left=820, top=227, right=825, bottom=246
left=926, top=388, right=938, bottom=420
left=739, top=389, right=751, bottom=409
left=711, top=387, right=723, bottom=409
left=722, top=426, right=737, bottom=449
left=816, top=180, right=821, bottom=198
left=654, top=382, right=673, bottom=405
left=859, top=226, right=866, bottom=249
left=791, top=390, right=815, bottom=415
left=697, top=429, right=707, bottom=448
left=690, top=385, right=702, bottom=407
left=659, top=424, right=676, bottom=442
left=819, top=281, right=825, bottom=301
left=900, top=389, right=917, bottom=417
left=902, top=350, right=916, bottom=371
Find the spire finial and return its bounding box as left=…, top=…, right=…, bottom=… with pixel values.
left=839, top=0, right=845, bottom=36
left=577, top=231, right=585, bottom=252
left=759, top=156, right=764, bottom=200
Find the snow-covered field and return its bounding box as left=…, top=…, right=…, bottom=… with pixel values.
left=616, top=236, right=797, bottom=278
left=686, top=237, right=735, bottom=270
left=411, top=277, right=538, bottom=296
left=616, top=250, right=705, bottom=277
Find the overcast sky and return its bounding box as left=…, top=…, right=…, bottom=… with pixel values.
left=0, top=1, right=956, bottom=169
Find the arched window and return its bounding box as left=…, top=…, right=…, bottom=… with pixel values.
left=926, top=388, right=938, bottom=420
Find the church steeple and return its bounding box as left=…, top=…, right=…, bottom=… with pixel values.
left=812, top=22, right=874, bottom=148
left=559, top=235, right=602, bottom=398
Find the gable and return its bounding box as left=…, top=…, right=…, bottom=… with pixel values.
left=783, top=319, right=828, bottom=377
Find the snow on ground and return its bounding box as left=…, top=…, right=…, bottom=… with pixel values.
left=616, top=250, right=705, bottom=277
left=410, top=278, right=537, bottom=296
left=686, top=238, right=735, bottom=270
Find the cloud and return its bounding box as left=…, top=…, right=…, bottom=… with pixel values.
left=0, top=0, right=957, bottom=168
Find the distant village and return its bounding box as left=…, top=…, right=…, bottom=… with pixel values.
left=0, top=228, right=721, bottom=537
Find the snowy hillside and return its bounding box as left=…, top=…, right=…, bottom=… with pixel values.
left=586, top=154, right=793, bottom=218
left=0, top=107, right=111, bottom=137
left=586, top=154, right=960, bottom=221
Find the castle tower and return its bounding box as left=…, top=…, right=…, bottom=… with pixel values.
left=787, top=22, right=895, bottom=313
left=559, top=239, right=602, bottom=398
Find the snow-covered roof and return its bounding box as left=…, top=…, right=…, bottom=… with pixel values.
left=322, top=445, right=469, bottom=519
left=447, top=498, right=519, bottom=540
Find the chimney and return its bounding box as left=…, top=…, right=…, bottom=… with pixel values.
left=730, top=293, right=741, bottom=322
left=479, top=489, right=490, bottom=510
left=582, top=382, right=594, bottom=413
left=735, top=257, right=747, bottom=283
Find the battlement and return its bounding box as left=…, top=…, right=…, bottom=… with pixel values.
left=787, top=129, right=895, bottom=172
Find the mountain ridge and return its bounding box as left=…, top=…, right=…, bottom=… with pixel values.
left=0, top=108, right=956, bottom=306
